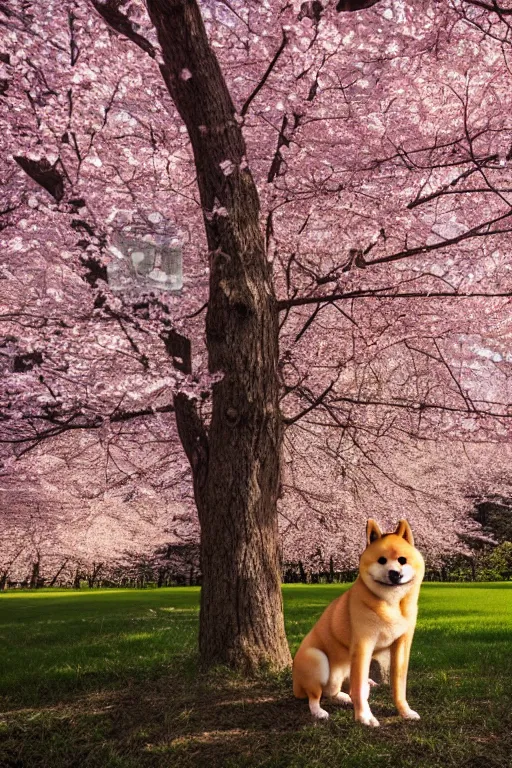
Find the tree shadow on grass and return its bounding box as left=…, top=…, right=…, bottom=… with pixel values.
left=1, top=667, right=317, bottom=768
left=107, top=669, right=312, bottom=766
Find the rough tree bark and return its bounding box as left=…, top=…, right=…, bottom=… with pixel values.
left=146, top=0, right=291, bottom=672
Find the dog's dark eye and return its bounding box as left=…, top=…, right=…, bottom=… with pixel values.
left=378, top=557, right=387, bottom=565
left=398, top=557, right=407, bottom=565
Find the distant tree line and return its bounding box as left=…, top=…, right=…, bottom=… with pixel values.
left=3, top=497, right=511, bottom=590
left=3, top=543, right=512, bottom=590
left=1, top=543, right=201, bottom=591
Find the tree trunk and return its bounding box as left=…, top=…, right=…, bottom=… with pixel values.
left=147, top=0, right=291, bottom=672
left=29, top=560, right=40, bottom=589
left=49, top=558, right=69, bottom=587
left=87, top=562, right=103, bottom=589
left=73, top=568, right=82, bottom=589
left=329, top=556, right=335, bottom=584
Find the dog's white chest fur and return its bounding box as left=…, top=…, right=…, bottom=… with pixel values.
left=375, top=612, right=409, bottom=650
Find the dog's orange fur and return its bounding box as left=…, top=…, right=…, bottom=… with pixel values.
left=292, top=519, right=424, bottom=726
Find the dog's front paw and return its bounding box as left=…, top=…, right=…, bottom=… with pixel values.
left=356, top=712, right=380, bottom=727
left=399, top=707, right=420, bottom=720
left=309, top=703, right=330, bottom=720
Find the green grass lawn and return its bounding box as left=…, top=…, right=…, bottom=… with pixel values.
left=1, top=584, right=511, bottom=767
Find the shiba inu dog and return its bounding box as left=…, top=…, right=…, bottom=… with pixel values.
left=292, top=519, right=424, bottom=726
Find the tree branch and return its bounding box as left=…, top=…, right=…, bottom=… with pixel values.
left=283, top=380, right=336, bottom=426
left=365, top=212, right=512, bottom=268
left=89, top=0, right=158, bottom=58
left=240, top=30, right=288, bottom=117
left=277, top=289, right=512, bottom=311
left=14, top=156, right=65, bottom=201
left=173, top=393, right=208, bottom=513
left=328, top=394, right=512, bottom=421
left=1, top=403, right=176, bottom=448
left=336, top=0, right=381, bottom=11
left=462, top=0, right=512, bottom=16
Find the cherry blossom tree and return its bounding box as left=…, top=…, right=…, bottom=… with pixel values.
left=2, top=0, right=512, bottom=670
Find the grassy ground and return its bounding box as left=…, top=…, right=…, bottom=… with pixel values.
left=0, top=583, right=511, bottom=768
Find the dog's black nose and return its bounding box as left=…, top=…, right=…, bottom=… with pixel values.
left=389, top=570, right=401, bottom=584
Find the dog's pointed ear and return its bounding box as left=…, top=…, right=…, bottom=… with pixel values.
left=366, top=519, right=383, bottom=546
left=394, top=519, right=414, bottom=546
